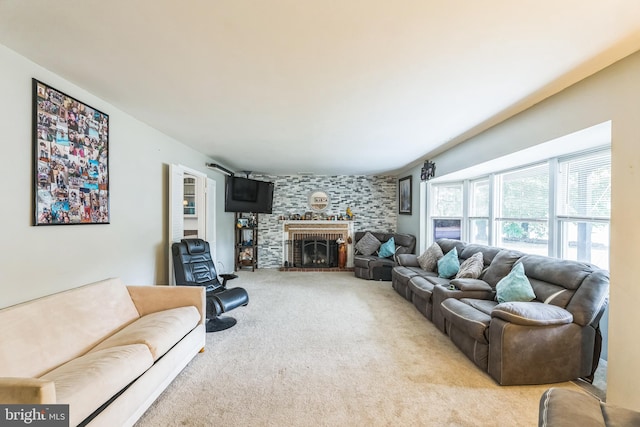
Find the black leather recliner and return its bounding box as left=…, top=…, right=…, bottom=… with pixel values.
left=172, top=238, right=249, bottom=332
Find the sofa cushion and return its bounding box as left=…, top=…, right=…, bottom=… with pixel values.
left=393, top=233, right=417, bottom=255
left=450, top=278, right=493, bottom=292
left=438, top=248, right=460, bottom=279
left=460, top=244, right=501, bottom=267
left=417, top=242, right=443, bottom=271
left=40, top=344, right=153, bottom=426
left=460, top=298, right=498, bottom=316
left=89, top=306, right=200, bottom=360
left=354, top=232, right=381, bottom=256
left=482, top=249, right=524, bottom=287
left=407, top=276, right=436, bottom=300
left=354, top=255, right=375, bottom=269
left=495, top=262, right=536, bottom=303
left=492, top=301, right=573, bottom=326
left=0, top=278, right=141, bottom=378
left=456, top=252, right=484, bottom=279
left=424, top=276, right=453, bottom=286
left=377, top=237, right=396, bottom=258
left=440, top=298, right=491, bottom=344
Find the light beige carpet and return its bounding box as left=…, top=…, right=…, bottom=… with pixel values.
left=135, top=270, right=584, bottom=427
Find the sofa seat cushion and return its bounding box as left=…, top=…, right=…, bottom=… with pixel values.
left=354, top=255, right=375, bottom=268
left=407, top=276, right=436, bottom=300
left=40, top=344, right=153, bottom=426
left=440, top=298, right=491, bottom=344
left=492, top=301, right=573, bottom=326
left=392, top=266, right=421, bottom=284
left=90, top=306, right=200, bottom=360
left=461, top=298, right=499, bottom=316
left=424, top=276, right=453, bottom=287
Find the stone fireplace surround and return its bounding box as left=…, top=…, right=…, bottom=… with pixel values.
left=280, top=220, right=354, bottom=271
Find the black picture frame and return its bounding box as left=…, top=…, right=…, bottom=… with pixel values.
left=33, top=79, right=110, bottom=225
left=399, top=175, right=412, bottom=215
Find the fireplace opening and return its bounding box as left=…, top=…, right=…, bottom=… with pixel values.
left=286, top=233, right=340, bottom=268
left=301, top=239, right=337, bottom=267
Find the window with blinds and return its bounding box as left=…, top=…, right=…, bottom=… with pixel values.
left=557, top=150, right=611, bottom=269
left=431, top=183, right=463, bottom=217
left=426, top=147, right=610, bottom=265
left=431, top=182, right=463, bottom=241
left=495, top=163, right=549, bottom=255
left=469, top=179, right=489, bottom=244
left=557, top=151, right=611, bottom=219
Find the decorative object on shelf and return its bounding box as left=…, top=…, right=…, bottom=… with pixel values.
left=33, top=79, right=110, bottom=225
left=235, top=212, right=257, bottom=271
left=239, top=248, right=253, bottom=262
left=399, top=175, right=412, bottom=215
left=346, top=207, right=354, bottom=220
left=421, top=160, right=436, bottom=181
left=308, top=190, right=330, bottom=212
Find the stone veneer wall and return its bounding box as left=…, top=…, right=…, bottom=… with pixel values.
left=252, top=175, right=397, bottom=268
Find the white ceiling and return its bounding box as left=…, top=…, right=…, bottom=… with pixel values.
left=1, top=1, right=639, bottom=175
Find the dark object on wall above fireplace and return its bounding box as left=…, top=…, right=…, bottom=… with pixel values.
left=225, top=176, right=274, bottom=213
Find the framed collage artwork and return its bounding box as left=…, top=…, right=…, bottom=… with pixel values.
left=33, top=79, right=110, bottom=225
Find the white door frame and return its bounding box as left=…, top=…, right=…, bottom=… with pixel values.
left=168, top=164, right=211, bottom=285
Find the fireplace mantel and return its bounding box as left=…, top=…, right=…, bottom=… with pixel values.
left=281, top=220, right=355, bottom=268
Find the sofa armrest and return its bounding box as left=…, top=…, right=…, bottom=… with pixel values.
left=0, top=378, right=56, bottom=404
left=492, top=301, right=573, bottom=326
left=127, top=285, right=206, bottom=324
left=433, top=284, right=494, bottom=300
left=395, top=254, right=419, bottom=267
left=450, top=278, right=492, bottom=292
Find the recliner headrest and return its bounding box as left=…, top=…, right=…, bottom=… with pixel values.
left=182, top=238, right=207, bottom=254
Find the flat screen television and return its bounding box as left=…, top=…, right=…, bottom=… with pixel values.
left=224, top=176, right=274, bottom=213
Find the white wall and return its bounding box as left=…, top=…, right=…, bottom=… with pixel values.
left=0, top=44, right=234, bottom=308
left=401, top=50, right=640, bottom=410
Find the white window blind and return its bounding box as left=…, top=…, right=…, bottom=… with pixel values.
left=557, top=151, right=611, bottom=219
left=469, top=178, right=489, bottom=217
left=431, top=183, right=463, bottom=217
left=496, top=164, right=549, bottom=220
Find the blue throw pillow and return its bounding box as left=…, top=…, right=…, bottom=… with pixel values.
left=495, top=262, right=536, bottom=303
left=437, top=247, right=460, bottom=278
left=378, top=237, right=396, bottom=258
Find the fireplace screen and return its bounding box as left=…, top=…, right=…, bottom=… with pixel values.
left=285, top=233, right=341, bottom=268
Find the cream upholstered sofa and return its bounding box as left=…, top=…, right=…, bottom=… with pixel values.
left=0, top=277, right=206, bottom=427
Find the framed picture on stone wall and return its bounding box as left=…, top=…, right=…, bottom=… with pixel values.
left=399, top=175, right=412, bottom=215
left=33, top=79, right=110, bottom=225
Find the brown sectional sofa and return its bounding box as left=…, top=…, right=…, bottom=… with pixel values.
left=391, top=239, right=609, bottom=386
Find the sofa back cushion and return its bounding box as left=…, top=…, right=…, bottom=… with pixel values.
left=0, top=278, right=140, bottom=378
left=460, top=244, right=501, bottom=268
left=482, top=249, right=525, bottom=287
left=518, top=255, right=609, bottom=326
left=393, top=233, right=416, bottom=255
